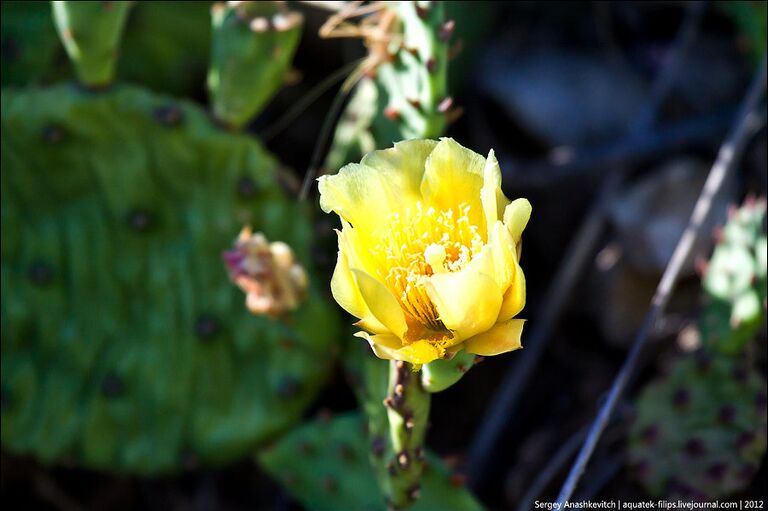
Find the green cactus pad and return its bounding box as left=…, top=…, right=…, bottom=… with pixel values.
left=627, top=356, right=767, bottom=499
left=701, top=199, right=767, bottom=355
left=208, top=1, right=302, bottom=130
left=257, top=412, right=483, bottom=511
left=1, top=84, right=340, bottom=475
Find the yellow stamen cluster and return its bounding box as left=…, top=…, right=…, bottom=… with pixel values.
left=372, top=201, right=484, bottom=333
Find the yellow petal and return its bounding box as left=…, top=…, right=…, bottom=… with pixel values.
left=497, top=254, right=526, bottom=322
left=480, top=150, right=510, bottom=232
left=361, top=139, right=437, bottom=191
left=330, top=246, right=368, bottom=319
left=397, top=340, right=443, bottom=365
left=318, top=163, right=415, bottom=232
left=425, top=250, right=502, bottom=341
left=488, top=220, right=517, bottom=291
left=354, top=331, right=402, bottom=360
left=503, top=198, right=532, bottom=243
left=354, top=331, right=442, bottom=364
left=420, top=138, right=486, bottom=230
left=464, top=319, right=525, bottom=356
left=351, top=269, right=408, bottom=339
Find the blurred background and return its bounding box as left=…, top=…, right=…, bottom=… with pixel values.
left=1, top=1, right=766, bottom=510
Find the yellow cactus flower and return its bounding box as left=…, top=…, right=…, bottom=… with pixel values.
left=319, top=138, right=530, bottom=366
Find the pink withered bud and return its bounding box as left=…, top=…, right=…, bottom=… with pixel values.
left=223, top=227, right=308, bottom=318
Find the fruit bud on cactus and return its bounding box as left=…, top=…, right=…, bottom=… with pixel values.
left=224, top=227, right=308, bottom=317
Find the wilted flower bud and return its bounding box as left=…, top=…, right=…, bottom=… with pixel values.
left=223, top=227, right=308, bottom=317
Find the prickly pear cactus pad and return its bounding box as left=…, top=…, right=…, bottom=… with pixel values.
left=700, top=199, right=767, bottom=355
left=627, top=356, right=767, bottom=499
left=257, top=413, right=483, bottom=511
left=0, top=84, right=340, bottom=474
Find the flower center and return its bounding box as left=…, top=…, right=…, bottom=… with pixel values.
left=372, top=201, right=484, bottom=333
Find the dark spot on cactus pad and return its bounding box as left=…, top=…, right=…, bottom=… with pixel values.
left=415, top=447, right=425, bottom=462
left=322, top=476, right=338, bottom=492
left=718, top=405, right=736, bottom=424
left=706, top=463, right=727, bottom=481
left=100, top=373, right=125, bottom=398
left=282, top=471, right=298, bottom=486
left=684, top=438, right=706, bottom=458
left=737, top=431, right=757, bottom=449
left=640, top=424, right=659, bottom=444
left=126, top=209, right=155, bottom=232
left=439, top=20, right=456, bottom=42
left=371, top=436, right=386, bottom=457
left=103, top=1, right=114, bottom=11
left=194, top=314, right=220, bottom=340
left=631, top=459, right=649, bottom=479
left=336, top=442, right=354, bottom=461
left=694, top=352, right=712, bottom=372
left=42, top=125, right=65, bottom=144
left=755, top=392, right=767, bottom=411
left=236, top=176, right=259, bottom=198
left=415, top=3, right=430, bottom=19
left=426, top=57, right=438, bottom=73
left=732, top=365, right=748, bottom=382
left=737, top=464, right=757, bottom=481
left=408, top=483, right=421, bottom=501
left=277, top=377, right=301, bottom=399
left=387, top=461, right=396, bottom=476
left=279, top=337, right=296, bottom=350
left=153, top=105, right=184, bottom=127
left=449, top=473, right=467, bottom=487
left=672, top=388, right=690, bottom=408
left=297, top=441, right=315, bottom=456
left=1, top=36, right=18, bottom=63
left=456, top=363, right=467, bottom=374
left=28, top=261, right=54, bottom=286
left=474, top=355, right=485, bottom=365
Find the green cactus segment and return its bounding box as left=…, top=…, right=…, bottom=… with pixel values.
left=383, top=360, right=431, bottom=509
left=51, top=1, right=132, bottom=88
left=628, top=356, right=767, bottom=499
left=325, top=1, right=451, bottom=172
left=700, top=199, right=767, bottom=355
left=208, top=1, right=302, bottom=130
left=258, top=412, right=483, bottom=511
left=374, top=1, right=450, bottom=142
left=420, top=350, right=477, bottom=393
left=0, top=84, right=340, bottom=474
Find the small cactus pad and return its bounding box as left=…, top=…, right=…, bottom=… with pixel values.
left=257, top=413, right=483, bottom=511
left=208, top=1, right=302, bottom=129
left=51, top=1, right=132, bottom=87
left=700, top=199, right=767, bottom=355
left=1, top=84, right=340, bottom=474
left=628, top=356, right=767, bottom=499
left=325, top=1, right=451, bottom=171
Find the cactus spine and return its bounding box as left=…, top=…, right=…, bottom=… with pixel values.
left=51, top=1, right=132, bottom=88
